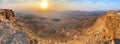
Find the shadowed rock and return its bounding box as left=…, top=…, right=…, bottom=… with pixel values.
left=86, top=10, right=120, bottom=44
left=0, top=9, right=38, bottom=44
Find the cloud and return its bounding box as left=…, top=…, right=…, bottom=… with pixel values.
left=0, top=0, right=37, bottom=3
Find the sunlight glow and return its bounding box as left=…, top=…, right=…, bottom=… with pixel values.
left=40, top=0, right=48, bottom=9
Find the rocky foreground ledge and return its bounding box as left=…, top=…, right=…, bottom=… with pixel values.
left=0, top=9, right=27, bottom=44
left=0, top=9, right=39, bottom=44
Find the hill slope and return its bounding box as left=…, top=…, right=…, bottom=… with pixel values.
left=0, top=9, right=40, bottom=44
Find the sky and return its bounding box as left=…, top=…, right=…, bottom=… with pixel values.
left=0, top=0, right=120, bottom=11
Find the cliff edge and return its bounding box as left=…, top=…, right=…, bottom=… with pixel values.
left=0, top=9, right=39, bottom=44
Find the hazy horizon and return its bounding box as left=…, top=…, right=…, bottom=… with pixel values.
left=0, top=0, right=120, bottom=11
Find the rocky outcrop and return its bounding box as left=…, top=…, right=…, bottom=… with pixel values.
left=83, top=11, right=120, bottom=44
left=0, top=9, right=28, bottom=44
left=0, top=9, right=16, bottom=22
left=0, top=9, right=39, bottom=44
left=103, top=11, right=120, bottom=44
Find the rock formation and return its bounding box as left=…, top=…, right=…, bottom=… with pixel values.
left=0, top=9, right=16, bottom=22
left=0, top=9, right=39, bottom=44
left=103, top=11, right=120, bottom=44
left=81, top=10, right=120, bottom=44
left=0, top=9, right=28, bottom=44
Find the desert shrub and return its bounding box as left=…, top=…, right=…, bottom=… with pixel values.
left=22, top=15, right=35, bottom=19
left=52, top=18, right=60, bottom=22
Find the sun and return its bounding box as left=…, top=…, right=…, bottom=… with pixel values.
left=40, top=0, right=48, bottom=9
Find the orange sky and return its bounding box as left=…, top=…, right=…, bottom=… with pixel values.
left=0, top=0, right=119, bottom=11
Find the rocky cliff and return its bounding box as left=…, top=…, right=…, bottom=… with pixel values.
left=0, top=9, right=39, bottom=44
left=0, top=9, right=16, bottom=22
left=81, top=10, right=120, bottom=44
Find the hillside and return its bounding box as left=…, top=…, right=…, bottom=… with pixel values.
left=17, top=10, right=120, bottom=44
left=0, top=9, right=40, bottom=44
left=80, top=10, right=120, bottom=44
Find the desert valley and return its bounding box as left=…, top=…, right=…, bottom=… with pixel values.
left=0, top=9, right=120, bottom=44
left=0, top=0, right=120, bottom=44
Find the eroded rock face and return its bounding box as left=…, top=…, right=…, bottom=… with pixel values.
left=85, top=11, right=120, bottom=44
left=0, top=9, right=16, bottom=22
left=103, top=11, right=120, bottom=44
left=0, top=9, right=48, bottom=44
left=0, top=29, right=27, bottom=44
left=0, top=9, right=28, bottom=44
left=0, top=9, right=38, bottom=44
